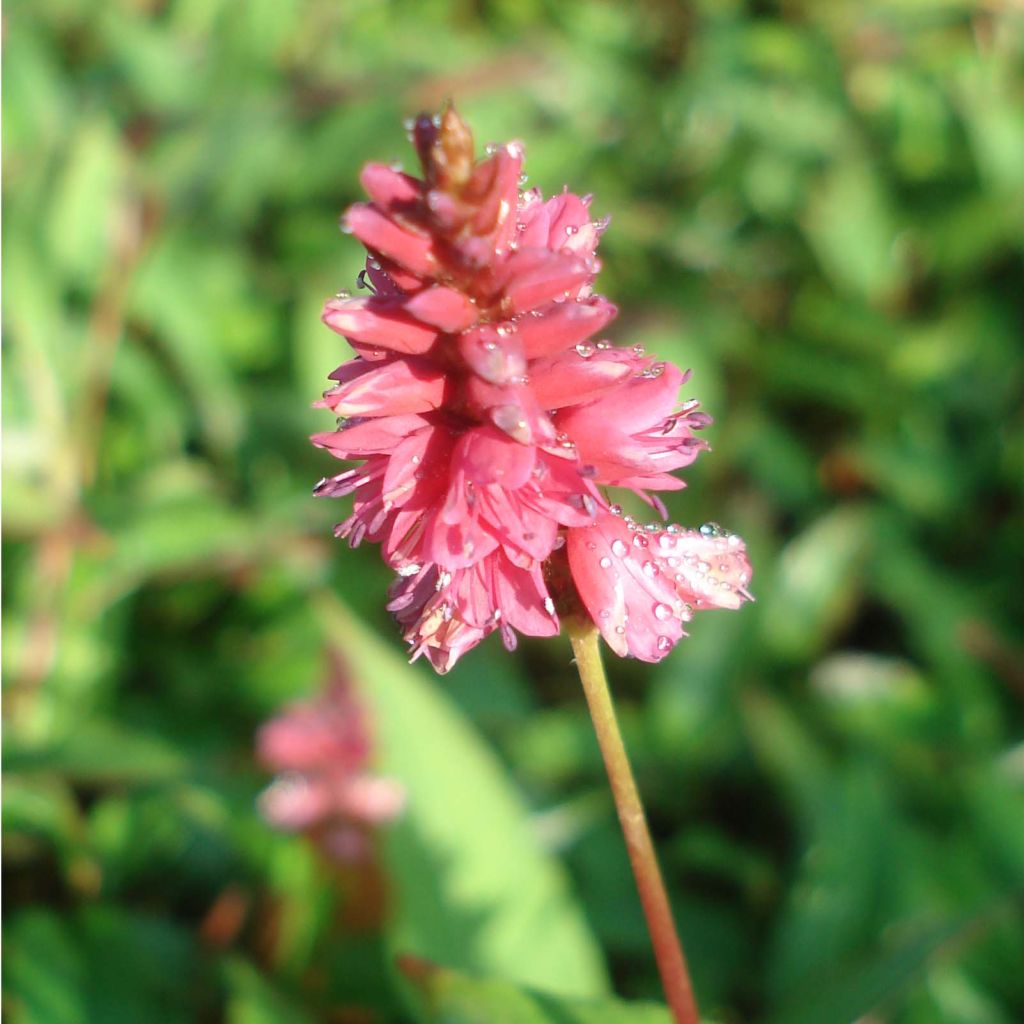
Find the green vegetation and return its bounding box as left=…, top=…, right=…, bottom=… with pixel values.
left=4, top=1, right=1023, bottom=1021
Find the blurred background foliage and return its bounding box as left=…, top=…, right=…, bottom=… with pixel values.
left=3, top=0, right=1024, bottom=1021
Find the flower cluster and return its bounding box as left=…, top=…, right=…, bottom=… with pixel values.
left=257, top=669, right=404, bottom=863
left=313, top=107, right=751, bottom=671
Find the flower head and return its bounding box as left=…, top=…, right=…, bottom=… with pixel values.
left=314, top=105, right=751, bottom=671
left=257, top=663, right=404, bottom=862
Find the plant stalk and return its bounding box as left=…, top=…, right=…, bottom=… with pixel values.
left=568, top=617, right=700, bottom=1024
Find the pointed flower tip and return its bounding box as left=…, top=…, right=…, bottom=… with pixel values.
left=414, top=101, right=474, bottom=192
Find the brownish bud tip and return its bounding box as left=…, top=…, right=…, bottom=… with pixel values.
left=415, top=102, right=475, bottom=192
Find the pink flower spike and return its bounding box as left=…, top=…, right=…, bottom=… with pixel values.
left=312, top=104, right=751, bottom=669
left=257, top=666, right=405, bottom=858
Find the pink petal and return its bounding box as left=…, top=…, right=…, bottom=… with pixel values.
left=515, top=298, right=617, bottom=359
left=404, top=285, right=478, bottom=332
left=311, top=413, right=432, bottom=457
left=455, top=426, right=536, bottom=488
left=359, top=163, right=421, bottom=210
left=528, top=349, right=633, bottom=409
left=323, top=297, right=439, bottom=355
left=458, top=325, right=527, bottom=385
left=344, top=204, right=437, bottom=277
left=498, top=249, right=591, bottom=316
left=320, top=357, right=446, bottom=416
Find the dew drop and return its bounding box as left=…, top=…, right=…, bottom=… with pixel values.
left=575, top=342, right=595, bottom=358
left=397, top=563, right=422, bottom=577
left=643, top=561, right=659, bottom=578
left=599, top=556, right=612, bottom=569
left=334, top=289, right=351, bottom=300
left=609, top=504, right=623, bottom=516
left=611, top=539, right=628, bottom=557
left=654, top=602, right=672, bottom=621
left=700, top=522, right=721, bottom=538
left=614, top=625, right=626, bottom=635
left=633, top=534, right=648, bottom=548
left=656, top=635, right=673, bottom=652
left=631, top=343, right=645, bottom=356
left=544, top=596, right=556, bottom=615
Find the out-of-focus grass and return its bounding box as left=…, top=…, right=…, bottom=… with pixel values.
left=3, top=1, right=1023, bottom=1022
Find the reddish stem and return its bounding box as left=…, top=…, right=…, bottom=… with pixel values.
left=568, top=617, right=700, bottom=1024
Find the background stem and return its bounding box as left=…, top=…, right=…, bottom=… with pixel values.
left=568, top=617, right=700, bottom=1024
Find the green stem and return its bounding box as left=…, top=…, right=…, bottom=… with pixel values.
left=568, top=617, right=700, bottom=1024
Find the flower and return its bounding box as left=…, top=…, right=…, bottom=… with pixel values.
left=314, top=105, right=751, bottom=670
left=257, top=665, right=405, bottom=862
left=567, top=514, right=752, bottom=661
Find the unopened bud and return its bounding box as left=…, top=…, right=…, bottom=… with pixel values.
left=416, top=102, right=474, bottom=192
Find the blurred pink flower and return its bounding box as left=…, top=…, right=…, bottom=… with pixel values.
left=314, top=106, right=751, bottom=670
left=257, top=671, right=404, bottom=862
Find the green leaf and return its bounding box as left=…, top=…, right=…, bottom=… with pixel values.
left=767, top=915, right=979, bottom=1024
left=4, top=719, right=188, bottom=785
left=223, top=957, right=315, bottom=1024
left=761, top=507, right=872, bottom=662
left=802, top=155, right=904, bottom=304
left=399, top=958, right=672, bottom=1024
left=317, top=597, right=609, bottom=999
left=3, top=907, right=201, bottom=1024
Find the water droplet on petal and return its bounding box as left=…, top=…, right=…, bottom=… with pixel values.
left=599, top=556, right=612, bottom=569
left=656, top=635, right=672, bottom=652
left=575, top=342, right=595, bottom=357
left=544, top=597, right=556, bottom=615
left=611, top=539, right=628, bottom=557
left=654, top=602, right=672, bottom=621
left=643, top=561, right=659, bottom=578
